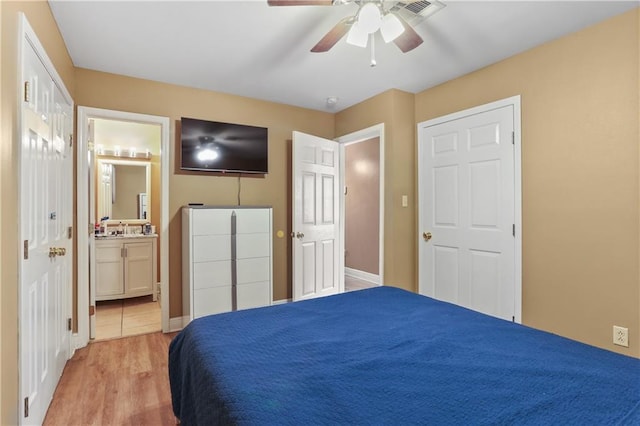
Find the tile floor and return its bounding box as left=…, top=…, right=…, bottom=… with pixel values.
left=95, top=295, right=161, bottom=341
left=345, top=275, right=378, bottom=292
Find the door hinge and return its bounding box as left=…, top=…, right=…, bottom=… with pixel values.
left=89, top=305, right=95, bottom=316
left=512, top=224, right=515, bottom=237
left=512, top=131, right=515, bottom=145
left=69, top=134, right=73, bottom=148
left=23, top=240, right=29, bottom=260
left=67, top=318, right=72, bottom=331
left=24, top=397, right=29, bottom=418
left=24, top=81, right=30, bottom=103
left=68, top=226, right=73, bottom=239
left=344, top=186, right=348, bottom=195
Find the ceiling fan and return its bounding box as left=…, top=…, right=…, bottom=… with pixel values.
left=267, top=0, right=425, bottom=54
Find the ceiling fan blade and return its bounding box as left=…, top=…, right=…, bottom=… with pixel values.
left=267, top=0, right=333, bottom=5
left=311, top=17, right=352, bottom=52
left=392, top=15, right=424, bottom=53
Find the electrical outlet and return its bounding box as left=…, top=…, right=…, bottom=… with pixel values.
left=613, top=326, right=629, bottom=347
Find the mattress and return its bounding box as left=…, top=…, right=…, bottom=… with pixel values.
left=169, top=286, right=640, bottom=425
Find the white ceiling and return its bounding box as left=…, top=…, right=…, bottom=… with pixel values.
left=48, top=0, right=638, bottom=112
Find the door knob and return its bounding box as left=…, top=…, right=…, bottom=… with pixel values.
left=422, top=232, right=432, bottom=242
left=296, top=232, right=304, bottom=239
left=49, top=247, right=67, bottom=257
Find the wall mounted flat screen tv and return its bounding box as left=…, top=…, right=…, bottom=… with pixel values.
left=180, top=117, right=268, bottom=174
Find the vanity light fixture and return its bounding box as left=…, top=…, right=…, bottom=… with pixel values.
left=95, top=146, right=152, bottom=159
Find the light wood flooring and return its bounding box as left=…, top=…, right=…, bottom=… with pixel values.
left=45, top=281, right=377, bottom=424
left=96, top=295, right=161, bottom=340
left=43, top=332, right=177, bottom=425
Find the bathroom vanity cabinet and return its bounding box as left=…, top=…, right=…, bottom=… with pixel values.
left=95, top=235, right=158, bottom=301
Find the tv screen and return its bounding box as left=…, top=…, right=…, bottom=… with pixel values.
left=180, top=117, right=268, bottom=174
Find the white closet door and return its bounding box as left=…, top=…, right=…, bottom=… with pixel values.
left=418, top=103, right=516, bottom=321
left=20, top=22, right=73, bottom=424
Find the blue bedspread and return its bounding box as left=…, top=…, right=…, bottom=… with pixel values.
left=169, top=287, right=640, bottom=425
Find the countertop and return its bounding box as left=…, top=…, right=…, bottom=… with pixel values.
left=94, top=234, right=158, bottom=240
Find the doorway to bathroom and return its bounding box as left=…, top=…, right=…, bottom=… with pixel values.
left=92, top=119, right=160, bottom=340
left=76, top=107, right=170, bottom=347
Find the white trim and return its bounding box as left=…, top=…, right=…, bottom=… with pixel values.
left=344, top=267, right=381, bottom=285
left=272, top=298, right=292, bottom=305
left=416, top=95, right=522, bottom=324
left=76, top=107, right=171, bottom=349
left=512, top=97, right=523, bottom=324
left=169, top=316, right=187, bottom=333
left=336, top=123, right=385, bottom=291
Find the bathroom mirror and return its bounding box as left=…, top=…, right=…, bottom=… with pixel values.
left=97, top=158, right=151, bottom=223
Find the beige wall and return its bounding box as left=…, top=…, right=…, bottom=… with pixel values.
left=74, top=68, right=335, bottom=316
left=336, top=89, right=417, bottom=292
left=345, top=137, right=380, bottom=274
left=415, top=9, right=640, bottom=357
left=1, top=2, right=75, bottom=423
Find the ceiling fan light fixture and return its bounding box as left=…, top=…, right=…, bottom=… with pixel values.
left=346, top=22, right=368, bottom=48
left=380, top=13, right=405, bottom=43
left=357, top=3, right=381, bottom=34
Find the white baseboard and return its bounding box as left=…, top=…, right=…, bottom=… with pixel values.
left=272, top=298, right=291, bottom=305
left=169, top=316, right=187, bottom=332
left=345, top=267, right=380, bottom=284
left=71, top=333, right=87, bottom=355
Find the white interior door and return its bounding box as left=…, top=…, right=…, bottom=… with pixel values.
left=292, top=131, right=341, bottom=301
left=20, top=26, right=73, bottom=425
left=418, top=101, right=518, bottom=321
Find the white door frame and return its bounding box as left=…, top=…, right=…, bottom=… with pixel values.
left=75, top=107, right=170, bottom=349
left=417, top=96, right=522, bottom=322
left=336, top=123, right=385, bottom=287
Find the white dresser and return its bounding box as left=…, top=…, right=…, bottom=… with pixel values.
left=182, top=206, right=273, bottom=322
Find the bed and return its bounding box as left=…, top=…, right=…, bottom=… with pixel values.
left=169, top=286, right=640, bottom=425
